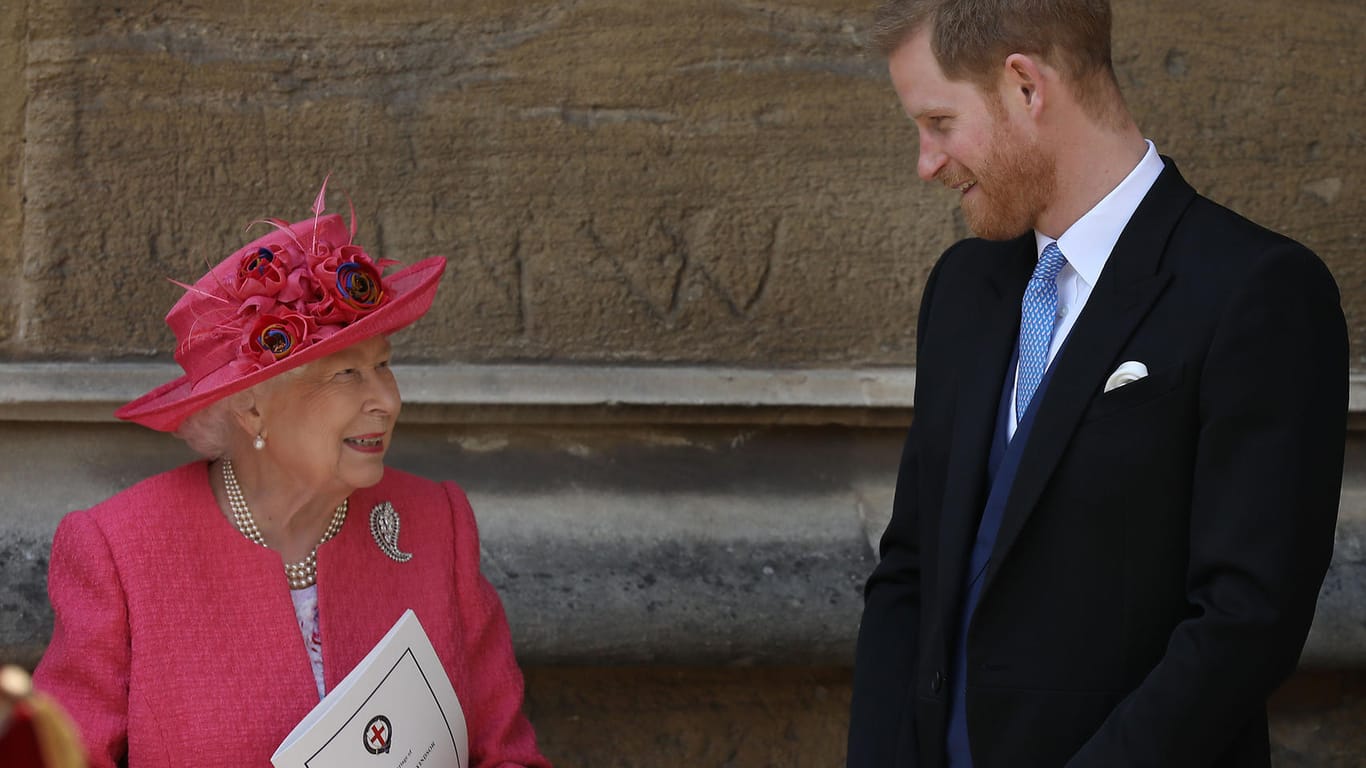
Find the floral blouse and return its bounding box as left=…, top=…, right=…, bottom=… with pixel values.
left=288, top=585, right=325, bottom=699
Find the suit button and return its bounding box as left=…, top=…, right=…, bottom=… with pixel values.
left=931, top=671, right=946, bottom=693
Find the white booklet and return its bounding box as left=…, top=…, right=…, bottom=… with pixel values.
left=272, top=609, right=469, bottom=768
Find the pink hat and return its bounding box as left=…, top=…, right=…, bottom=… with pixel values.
left=117, top=186, right=446, bottom=432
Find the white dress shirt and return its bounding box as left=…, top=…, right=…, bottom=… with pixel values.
left=1008, top=140, right=1165, bottom=438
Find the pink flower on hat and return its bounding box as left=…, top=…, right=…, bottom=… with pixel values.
left=234, top=244, right=295, bottom=300
left=308, top=244, right=389, bottom=325
left=241, top=310, right=316, bottom=368
left=220, top=224, right=392, bottom=373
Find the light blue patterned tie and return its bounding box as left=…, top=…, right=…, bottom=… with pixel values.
left=1016, top=242, right=1068, bottom=420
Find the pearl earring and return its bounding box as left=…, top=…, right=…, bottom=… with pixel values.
left=253, top=434, right=266, bottom=451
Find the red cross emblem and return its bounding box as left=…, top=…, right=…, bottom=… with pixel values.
left=363, top=714, right=392, bottom=754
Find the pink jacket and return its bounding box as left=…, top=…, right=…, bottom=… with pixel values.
left=35, top=462, right=550, bottom=768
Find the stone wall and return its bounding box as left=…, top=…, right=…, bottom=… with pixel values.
left=0, top=0, right=25, bottom=346
left=2, top=0, right=1364, bottom=766
left=2, top=0, right=1363, bottom=367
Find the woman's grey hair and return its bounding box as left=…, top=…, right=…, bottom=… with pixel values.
left=174, top=390, right=253, bottom=459
left=173, top=366, right=307, bottom=458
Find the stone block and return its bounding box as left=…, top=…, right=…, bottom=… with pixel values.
left=15, top=0, right=927, bottom=365
left=9, top=0, right=1362, bottom=367
left=4, top=414, right=1365, bottom=671
left=0, top=0, right=24, bottom=345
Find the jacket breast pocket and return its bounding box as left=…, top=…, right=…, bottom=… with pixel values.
left=1082, top=364, right=1187, bottom=424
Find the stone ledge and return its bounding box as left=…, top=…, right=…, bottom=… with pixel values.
left=0, top=362, right=916, bottom=426
left=6, top=362, right=1366, bottom=426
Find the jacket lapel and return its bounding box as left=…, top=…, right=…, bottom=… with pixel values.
left=933, top=237, right=1034, bottom=633
left=980, top=160, right=1196, bottom=593
left=318, top=486, right=398, bottom=692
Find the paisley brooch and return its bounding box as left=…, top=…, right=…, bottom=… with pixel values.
left=369, top=501, right=413, bottom=563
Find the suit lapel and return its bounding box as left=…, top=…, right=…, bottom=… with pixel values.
left=934, top=237, right=1034, bottom=631
left=980, top=160, right=1196, bottom=594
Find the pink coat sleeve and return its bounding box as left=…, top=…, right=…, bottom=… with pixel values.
left=33, top=510, right=130, bottom=768
left=444, top=482, right=553, bottom=768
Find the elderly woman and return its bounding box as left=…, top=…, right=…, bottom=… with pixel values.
left=34, top=186, right=550, bottom=768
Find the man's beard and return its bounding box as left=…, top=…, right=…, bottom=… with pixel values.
left=949, top=124, right=1057, bottom=241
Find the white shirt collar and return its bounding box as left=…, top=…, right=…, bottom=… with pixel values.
left=1034, top=140, right=1165, bottom=287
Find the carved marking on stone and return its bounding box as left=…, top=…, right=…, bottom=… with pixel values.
left=523, top=106, right=678, bottom=128
left=665, top=0, right=876, bottom=79
left=580, top=208, right=781, bottom=324
left=452, top=210, right=533, bottom=338
left=689, top=209, right=778, bottom=317
left=581, top=214, right=689, bottom=324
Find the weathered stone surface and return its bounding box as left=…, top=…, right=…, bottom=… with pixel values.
left=1268, top=670, right=1366, bottom=768
left=523, top=666, right=853, bottom=767
left=11, top=0, right=923, bottom=364
left=5, top=0, right=1363, bottom=366
left=1309, top=435, right=1366, bottom=664
left=5, top=417, right=1365, bottom=671
left=519, top=667, right=1366, bottom=767
left=0, top=419, right=897, bottom=668
left=1304, top=512, right=1366, bottom=667
left=0, top=532, right=48, bottom=670
left=0, top=0, right=24, bottom=344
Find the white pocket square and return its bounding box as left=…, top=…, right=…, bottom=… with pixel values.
left=1104, top=361, right=1148, bottom=393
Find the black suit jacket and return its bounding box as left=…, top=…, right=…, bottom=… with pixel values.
left=847, top=160, right=1347, bottom=767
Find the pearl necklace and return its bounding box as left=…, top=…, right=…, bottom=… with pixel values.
left=221, top=458, right=348, bottom=589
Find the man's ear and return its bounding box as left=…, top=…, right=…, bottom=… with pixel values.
left=1002, top=52, right=1049, bottom=117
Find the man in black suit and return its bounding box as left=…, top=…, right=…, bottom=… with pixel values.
left=846, top=1, right=1347, bottom=766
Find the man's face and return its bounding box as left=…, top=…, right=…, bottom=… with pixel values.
left=888, top=29, right=1055, bottom=240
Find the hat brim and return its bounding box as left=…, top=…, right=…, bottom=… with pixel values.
left=115, top=256, right=447, bottom=433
